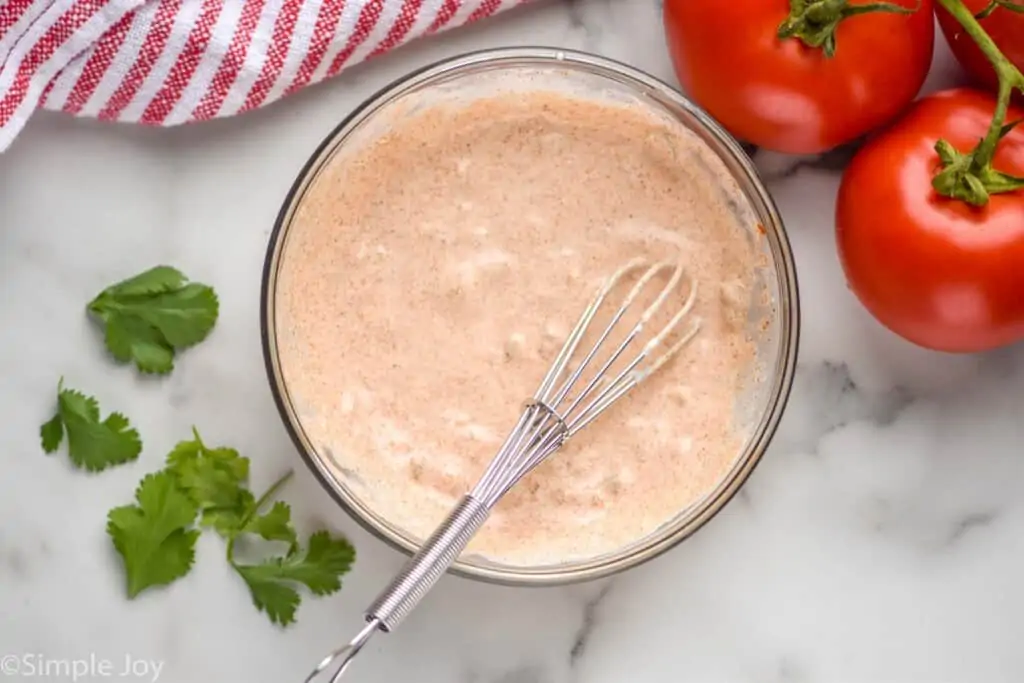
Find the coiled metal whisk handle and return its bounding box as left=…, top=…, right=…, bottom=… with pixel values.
left=302, top=496, right=491, bottom=683
left=367, top=496, right=491, bottom=628
left=301, top=258, right=701, bottom=683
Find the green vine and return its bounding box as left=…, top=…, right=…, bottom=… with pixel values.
left=932, top=0, right=1024, bottom=205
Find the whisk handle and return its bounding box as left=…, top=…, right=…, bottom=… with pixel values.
left=366, top=494, right=491, bottom=631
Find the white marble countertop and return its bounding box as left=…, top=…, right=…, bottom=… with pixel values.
left=3, top=1, right=1024, bottom=682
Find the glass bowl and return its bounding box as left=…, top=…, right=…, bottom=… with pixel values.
left=260, top=47, right=800, bottom=586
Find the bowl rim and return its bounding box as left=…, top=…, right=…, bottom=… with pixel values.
left=260, top=46, right=801, bottom=587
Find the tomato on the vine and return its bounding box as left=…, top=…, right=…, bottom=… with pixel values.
left=662, top=0, right=935, bottom=155
left=836, top=89, right=1024, bottom=353
left=936, top=0, right=1024, bottom=103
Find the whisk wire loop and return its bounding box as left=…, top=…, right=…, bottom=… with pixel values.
left=546, top=259, right=699, bottom=437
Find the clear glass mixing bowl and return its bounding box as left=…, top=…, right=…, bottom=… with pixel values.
left=261, top=47, right=800, bottom=586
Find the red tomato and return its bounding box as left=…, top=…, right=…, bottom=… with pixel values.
left=836, top=88, right=1024, bottom=353
left=663, top=0, right=935, bottom=154
left=936, top=0, right=1024, bottom=104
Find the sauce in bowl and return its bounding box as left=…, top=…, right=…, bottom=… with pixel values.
left=273, top=83, right=768, bottom=567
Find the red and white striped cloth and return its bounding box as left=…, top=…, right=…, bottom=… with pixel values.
left=0, top=0, right=526, bottom=151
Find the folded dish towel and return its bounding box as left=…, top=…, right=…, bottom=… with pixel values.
left=0, top=0, right=526, bottom=151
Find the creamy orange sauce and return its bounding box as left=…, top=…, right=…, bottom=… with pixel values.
left=274, top=91, right=763, bottom=566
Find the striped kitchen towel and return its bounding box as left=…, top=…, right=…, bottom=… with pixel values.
left=0, top=0, right=526, bottom=151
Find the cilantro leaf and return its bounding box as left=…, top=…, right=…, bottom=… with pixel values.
left=107, top=471, right=200, bottom=598
left=104, top=313, right=174, bottom=373
left=201, top=489, right=255, bottom=538
left=165, top=428, right=249, bottom=520
left=282, top=530, right=356, bottom=594
left=224, top=472, right=355, bottom=626
left=242, top=501, right=298, bottom=546
left=39, top=379, right=141, bottom=471
left=96, top=265, right=189, bottom=297
left=40, top=414, right=63, bottom=453
left=87, top=266, right=219, bottom=374
left=222, top=471, right=295, bottom=542
left=234, top=574, right=301, bottom=626
left=233, top=531, right=356, bottom=626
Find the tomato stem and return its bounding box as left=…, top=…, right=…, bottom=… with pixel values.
left=975, top=0, right=1024, bottom=18
left=778, top=0, right=919, bottom=58
left=932, top=0, right=1024, bottom=205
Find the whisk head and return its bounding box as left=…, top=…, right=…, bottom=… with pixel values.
left=472, top=257, right=701, bottom=505
left=300, top=257, right=704, bottom=683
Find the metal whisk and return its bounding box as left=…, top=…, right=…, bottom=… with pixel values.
left=302, top=257, right=701, bottom=683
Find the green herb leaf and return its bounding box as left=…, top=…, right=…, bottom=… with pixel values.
left=87, top=266, right=219, bottom=374
left=222, top=471, right=294, bottom=542
left=39, top=414, right=63, bottom=453
left=39, top=379, right=141, bottom=471
left=233, top=531, right=356, bottom=626
left=165, top=428, right=249, bottom=518
left=97, top=265, right=189, bottom=297
left=107, top=471, right=200, bottom=598
left=242, top=501, right=298, bottom=547
left=234, top=574, right=301, bottom=626
left=201, top=490, right=255, bottom=538
left=225, top=473, right=354, bottom=627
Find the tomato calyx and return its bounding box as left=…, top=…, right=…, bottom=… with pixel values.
left=777, top=0, right=919, bottom=57
left=932, top=0, right=1024, bottom=205
left=933, top=122, right=1024, bottom=205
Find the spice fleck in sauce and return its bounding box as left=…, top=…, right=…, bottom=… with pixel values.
left=275, top=91, right=764, bottom=566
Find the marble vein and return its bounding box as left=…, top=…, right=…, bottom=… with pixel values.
left=568, top=582, right=614, bottom=668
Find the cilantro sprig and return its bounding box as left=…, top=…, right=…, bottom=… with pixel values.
left=232, top=531, right=356, bottom=626
left=106, top=429, right=355, bottom=626
left=87, top=266, right=218, bottom=375
left=222, top=473, right=355, bottom=626
left=40, top=379, right=141, bottom=472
